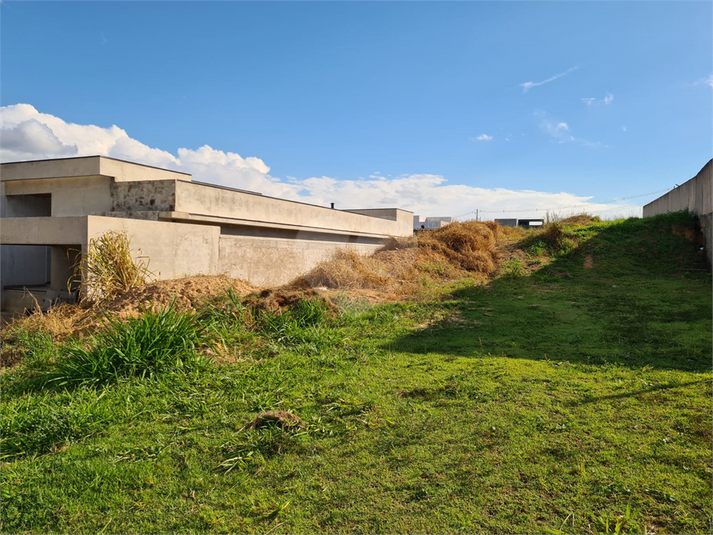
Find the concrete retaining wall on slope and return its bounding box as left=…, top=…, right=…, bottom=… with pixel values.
left=643, top=159, right=712, bottom=268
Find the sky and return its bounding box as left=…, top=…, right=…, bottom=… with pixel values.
left=1, top=1, right=711, bottom=220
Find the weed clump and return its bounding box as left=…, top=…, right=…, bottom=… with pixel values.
left=73, top=231, right=152, bottom=303
left=523, top=221, right=578, bottom=257
left=48, top=304, right=209, bottom=388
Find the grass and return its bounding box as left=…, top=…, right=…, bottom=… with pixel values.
left=47, top=304, right=211, bottom=388
left=1, top=212, right=711, bottom=534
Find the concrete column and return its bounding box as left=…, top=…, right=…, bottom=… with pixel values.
left=50, top=245, right=81, bottom=292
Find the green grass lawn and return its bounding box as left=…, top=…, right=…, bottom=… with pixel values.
left=1, top=213, right=711, bottom=534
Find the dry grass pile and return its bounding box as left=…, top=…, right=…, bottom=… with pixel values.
left=292, top=249, right=402, bottom=290
left=103, top=275, right=256, bottom=317
left=293, top=221, right=502, bottom=292
left=417, top=221, right=499, bottom=273
left=243, top=288, right=333, bottom=315
left=3, top=302, right=96, bottom=338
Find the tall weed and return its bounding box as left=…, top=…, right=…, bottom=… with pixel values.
left=72, top=231, right=152, bottom=303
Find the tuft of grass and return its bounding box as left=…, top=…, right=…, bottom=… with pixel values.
left=72, top=231, right=153, bottom=303
left=523, top=220, right=580, bottom=257
left=499, top=257, right=526, bottom=278
left=47, top=304, right=210, bottom=388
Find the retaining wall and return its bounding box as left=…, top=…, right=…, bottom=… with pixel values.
left=643, top=159, right=712, bottom=268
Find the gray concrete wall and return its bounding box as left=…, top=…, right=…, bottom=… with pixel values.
left=0, top=156, right=189, bottom=183
left=0, top=245, right=51, bottom=288
left=175, top=181, right=413, bottom=238
left=643, top=159, right=712, bottom=267
left=2, top=176, right=113, bottom=216
left=1, top=157, right=416, bottom=296
left=218, top=234, right=381, bottom=287
left=86, top=216, right=220, bottom=281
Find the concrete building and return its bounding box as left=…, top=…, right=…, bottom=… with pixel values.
left=1, top=156, right=413, bottom=311
left=494, top=218, right=544, bottom=229
left=413, top=216, right=453, bottom=230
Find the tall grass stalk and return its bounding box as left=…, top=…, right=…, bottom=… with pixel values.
left=72, top=231, right=152, bottom=303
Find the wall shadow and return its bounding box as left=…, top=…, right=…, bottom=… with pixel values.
left=388, top=216, right=712, bottom=372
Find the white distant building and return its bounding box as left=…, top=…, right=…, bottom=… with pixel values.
left=413, top=216, right=453, bottom=230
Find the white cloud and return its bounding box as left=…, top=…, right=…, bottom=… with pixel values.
left=536, top=111, right=606, bottom=150
left=693, top=74, right=713, bottom=88
left=0, top=103, right=626, bottom=219
left=621, top=125, right=627, bottom=132
left=581, top=93, right=613, bottom=106
left=539, top=115, right=574, bottom=143
left=520, top=66, right=578, bottom=93
left=475, top=134, right=493, bottom=141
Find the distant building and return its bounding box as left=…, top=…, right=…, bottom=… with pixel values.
left=494, top=218, right=543, bottom=229
left=413, top=216, right=453, bottom=230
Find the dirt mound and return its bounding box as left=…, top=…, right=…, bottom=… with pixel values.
left=102, top=275, right=256, bottom=317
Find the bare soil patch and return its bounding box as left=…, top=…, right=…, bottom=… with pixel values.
left=250, top=410, right=302, bottom=430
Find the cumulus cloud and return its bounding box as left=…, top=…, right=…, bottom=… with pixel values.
left=520, top=66, right=578, bottom=93
left=0, top=103, right=629, bottom=218
left=475, top=134, right=493, bottom=141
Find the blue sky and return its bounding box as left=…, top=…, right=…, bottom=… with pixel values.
left=1, top=1, right=711, bottom=219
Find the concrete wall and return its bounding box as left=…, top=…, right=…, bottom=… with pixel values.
left=218, top=235, right=381, bottom=287
left=2, top=176, right=113, bottom=216
left=86, top=216, right=220, bottom=281
left=111, top=180, right=177, bottom=212
left=643, top=159, right=712, bottom=267
left=175, top=181, right=413, bottom=238
left=0, top=156, right=189, bottom=183
left=0, top=245, right=51, bottom=287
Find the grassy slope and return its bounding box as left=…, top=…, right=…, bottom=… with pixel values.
left=1, top=213, right=711, bottom=534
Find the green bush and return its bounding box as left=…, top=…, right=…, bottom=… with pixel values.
left=48, top=305, right=210, bottom=388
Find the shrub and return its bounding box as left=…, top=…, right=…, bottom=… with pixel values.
left=48, top=304, right=209, bottom=388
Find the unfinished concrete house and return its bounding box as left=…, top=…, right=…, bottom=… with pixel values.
left=0, top=156, right=413, bottom=313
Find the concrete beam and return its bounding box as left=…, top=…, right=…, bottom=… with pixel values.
left=0, top=217, right=88, bottom=245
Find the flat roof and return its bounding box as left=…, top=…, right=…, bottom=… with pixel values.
left=0, top=155, right=192, bottom=176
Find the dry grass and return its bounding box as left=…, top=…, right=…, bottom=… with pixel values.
left=292, top=221, right=502, bottom=295
left=561, top=214, right=602, bottom=226
left=3, top=303, right=95, bottom=341
left=74, top=231, right=153, bottom=303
